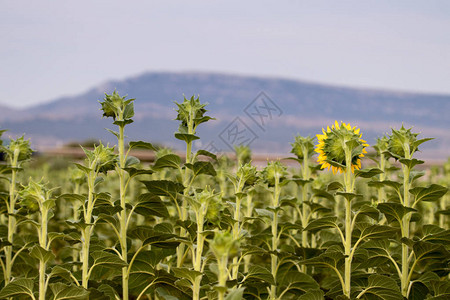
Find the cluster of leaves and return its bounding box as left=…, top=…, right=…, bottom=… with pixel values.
left=0, top=98, right=449, bottom=300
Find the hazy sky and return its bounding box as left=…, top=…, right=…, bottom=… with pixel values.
left=2, top=0, right=450, bottom=108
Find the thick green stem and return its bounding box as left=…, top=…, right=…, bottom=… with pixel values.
left=118, top=125, right=129, bottom=300
left=440, top=194, right=448, bottom=229
left=82, top=172, right=95, bottom=289
left=177, top=118, right=194, bottom=267
left=301, top=151, right=310, bottom=244
left=270, top=177, right=280, bottom=300
left=81, top=228, right=91, bottom=289
left=192, top=210, right=205, bottom=300
left=343, top=199, right=352, bottom=297
left=231, top=181, right=244, bottom=280
left=243, top=193, right=253, bottom=273
left=343, top=146, right=354, bottom=298
left=39, top=261, right=46, bottom=300
left=72, top=184, right=81, bottom=270
left=5, top=150, right=19, bottom=285
left=378, top=153, right=386, bottom=204
left=401, top=152, right=411, bottom=297
left=217, top=255, right=228, bottom=300
left=39, top=209, right=48, bottom=300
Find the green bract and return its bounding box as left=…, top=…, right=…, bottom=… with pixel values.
left=82, top=143, right=118, bottom=174
left=174, top=95, right=213, bottom=134
left=373, top=135, right=389, bottom=155
left=18, top=179, right=53, bottom=213
left=388, top=125, right=431, bottom=158
left=262, top=160, right=286, bottom=185
left=234, top=145, right=252, bottom=165
left=4, top=135, right=33, bottom=162
left=210, top=231, right=239, bottom=259
left=69, top=167, right=86, bottom=185
left=99, top=90, right=135, bottom=122
left=290, top=135, right=315, bottom=159
left=236, top=162, right=257, bottom=187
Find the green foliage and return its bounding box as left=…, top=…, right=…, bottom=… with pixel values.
left=0, top=94, right=449, bottom=300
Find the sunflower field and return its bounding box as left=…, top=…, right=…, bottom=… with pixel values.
left=0, top=92, right=448, bottom=300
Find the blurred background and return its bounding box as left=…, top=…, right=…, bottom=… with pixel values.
left=1, top=0, right=449, bottom=162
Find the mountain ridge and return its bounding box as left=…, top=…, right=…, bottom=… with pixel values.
left=1, top=71, right=449, bottom=159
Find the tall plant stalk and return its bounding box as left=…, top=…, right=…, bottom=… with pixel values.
left=300, top=145, right=311, bottom=250
left=400, top=146, right=411, bottom=296
left=5, top=149, right=18, bottom=285
left=20, top=181, right=55, bottom=300
left=2, top=136, right=33, bottom=285
left=263, top=161, right=285, bottom=300
left=343, top=146, right=354, bottom=298
left=77, top=144, right=117, bottom=289
left=270, top=175, right=281, bottom=300
left=99, top=91, right=137, bottom=299
left=173, top=95, right=213, bottom=268
left=81, top=163, right=96, bottom=289
left=118, top=124, right=129, bottom=300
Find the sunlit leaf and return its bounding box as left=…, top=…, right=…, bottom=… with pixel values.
left=129, top=141, right=158, bottom=151
left=354, top=168, right=384, bottom=179
left=174, top=133, right=200, bottom=143
left=49, top=282, right=89, bottom=300
left=134, top=193, right=169, bottom=218
left=355, top=274, right=402, bottom=300
left=153, top=154, right=181, bottom=170
left=0, top=278, right=35, bottom=299
left=185, top=161, right=216, bottom=177
left=141, top=180, right=185, bottom=202
left=377, top=202, right=416, bottom=224
left=29, top=244, right=55, bottom=263
left=410, top=184, right=448, bottom=204
left=244, top=265, right=275, bottom=285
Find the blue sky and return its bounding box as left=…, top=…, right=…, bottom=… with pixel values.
left=1, top=0, right=450, bottom=108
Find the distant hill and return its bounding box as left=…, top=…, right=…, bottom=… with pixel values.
left=1, top=72, right=449, bottom=160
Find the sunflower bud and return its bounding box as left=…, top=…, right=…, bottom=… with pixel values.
left=236, top=163, right=257, bottom=187
left=19, top=180, right=51, bottom=213
left=387, top=125, right=429, bottom=159
left=84, top=143, right=118, bottom=174
left=99, top=91, right=135, bottom=123
left=373, top=136, right=389, bottom=156
left=210, top=231, right=239, bottom=259
left=6, top=136, right=33, bottom=162
left=195, top=187, right=221, bottom=223
left=69, top=167, right=86, bottom=185
left=262, top=161, right=287, bottom=186
left=290, top=135, right=315, bottom=160
left=175, top=95, right=212, bottom=133
left=234, top=145, right=252, bottom=165
left=315, top=121, right=368, bottom=174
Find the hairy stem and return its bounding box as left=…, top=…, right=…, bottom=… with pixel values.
left=5, top=149, right=19, bottom=285
left=401, top=157, right=411, bottom=297
left=343, top=146, right=354, bottom=298
left=270, top=177, right=281, bottom=300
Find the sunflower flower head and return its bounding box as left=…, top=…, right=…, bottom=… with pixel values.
left=315, top=121, right=369, bottom=174
left=373, top=136, right=389, bottom=156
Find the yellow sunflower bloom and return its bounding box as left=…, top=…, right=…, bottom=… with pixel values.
left=315, top=121, right=369, bottom=174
